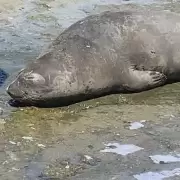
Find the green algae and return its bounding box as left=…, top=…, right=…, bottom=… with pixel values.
left=5, top=107, right=80, bottom=141
left=1, top=83, right=180, bottom=179
left=2, top=82, right=179, bottom=152
left=6, top=82, right=180, bottom=131
left=27, top=14, right=57, bottom=22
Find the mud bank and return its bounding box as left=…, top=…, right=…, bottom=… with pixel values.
left=2, top=83, right=180, bottom=180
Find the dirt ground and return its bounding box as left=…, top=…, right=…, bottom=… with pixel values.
left=0, top=0, right=23, bottom=19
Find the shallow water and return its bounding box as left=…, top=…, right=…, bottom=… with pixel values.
left=1, top=0, right=180, bottom=179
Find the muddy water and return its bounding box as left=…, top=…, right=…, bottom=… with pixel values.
left=1, top=0, right=180, bottom=180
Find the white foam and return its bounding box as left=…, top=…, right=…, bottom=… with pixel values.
left=100, top=142, right=143, bottom=156
left=129, top=122, right=144, bottom=130
left=134, top=168, right=180, bottom=180
left=150, top=154, right=180, bottom=164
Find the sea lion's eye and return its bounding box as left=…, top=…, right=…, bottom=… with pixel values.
left=24, top=73, right=45, bottom=84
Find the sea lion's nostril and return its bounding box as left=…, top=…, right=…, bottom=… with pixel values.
left=7, top=88, right=13, bottom=96
left=7, top=85, right=15, bottom=97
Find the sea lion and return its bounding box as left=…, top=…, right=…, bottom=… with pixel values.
left=6, top=10, right=180, bottom=107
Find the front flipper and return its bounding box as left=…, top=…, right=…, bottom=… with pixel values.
left=124, top=67, right=167, bottom=92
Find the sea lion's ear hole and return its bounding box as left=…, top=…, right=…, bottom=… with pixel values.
left=24, top=73, right=45, bottom=84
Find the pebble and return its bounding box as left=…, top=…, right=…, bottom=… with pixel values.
left=0, top=118, right=5, bottom=124
left=80, top=154, right=101, bottom=166
left=9, top=141, right=16, bottom=145
left=22, top=136, right=33, bottom=141
left=11, top=167, right=20, bottom=171
left=37, top=144, right=46, bottom=148
left=0, top=108, right=3, bottom=115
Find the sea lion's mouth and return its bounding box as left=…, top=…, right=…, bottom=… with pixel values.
left=8, top=99, right=24, bottom=107
left=8, top=97, right=38, bottom=107
left=7, top=88, right=25, bottom=99
left=8, top=98, right=38, bottom=107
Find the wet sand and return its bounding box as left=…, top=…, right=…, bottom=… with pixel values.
left=0, top=0, right=22, bottom=13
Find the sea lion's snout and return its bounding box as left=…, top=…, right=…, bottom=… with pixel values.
left=7, top=80, right=26, bottom=99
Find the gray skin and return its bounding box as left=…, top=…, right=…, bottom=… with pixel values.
left=6, top=10, right=180, bottom=107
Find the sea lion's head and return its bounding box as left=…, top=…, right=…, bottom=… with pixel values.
left=6, top=50, right=78, bottom=107
left=6, top=67, right=54, bottom=106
